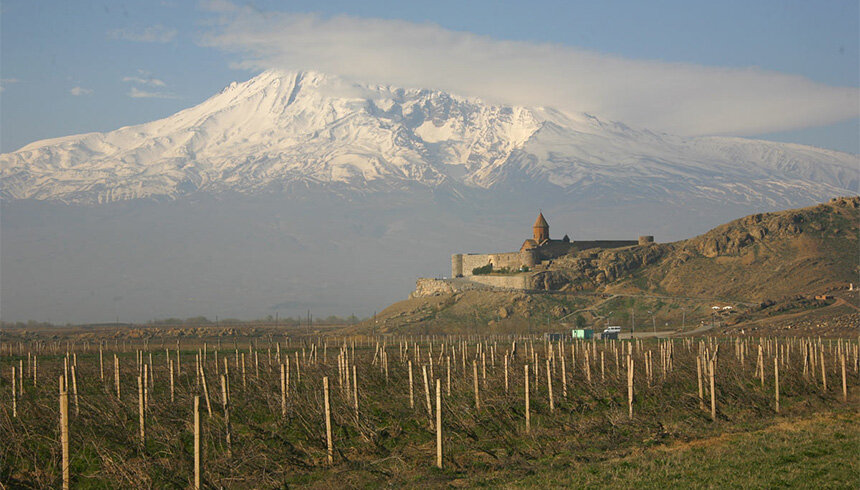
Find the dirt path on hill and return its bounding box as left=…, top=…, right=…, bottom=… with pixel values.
left=734, top=297, right=855, bottom=328
left=836, top=296, right=860, bottom=312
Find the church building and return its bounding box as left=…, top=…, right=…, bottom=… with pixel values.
left=519, top=212, right=572, bottom=258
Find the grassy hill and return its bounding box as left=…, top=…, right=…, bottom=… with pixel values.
left=355, top=197, right=859, bottom=335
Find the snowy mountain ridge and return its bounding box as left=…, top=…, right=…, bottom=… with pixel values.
left=1, top=70, right=857, bottom=204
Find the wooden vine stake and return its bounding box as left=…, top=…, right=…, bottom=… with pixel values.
left=323, top=376, right=333, bottom=465
left=561, top=354, right=567, bottom=398
left=447, top=356, right=451, bottom=396
left=12, top=366, right=17, bottom=418
left=422, top=365, right=434, bottom=429
left=709, top=359, right=716, bottom=421
left=472, top=360, right=480, bottom=410
left=600, top=351, right=605, bottom=382
left=193, top=395, right=200, bottom=490
left=221, top=374, right=232, bottom=457
left=435, top=378, right=442, bottom=469
left=71, top=365, right=80, bottom=416
left=696, top=355, right=704, bottom=410
left=757, top=345, right=764, bottom=386
left=524, top=364, right=530, bottom=433
left=504, top=354, right=509, bottom=394
left=545, top=359, right=554, bottom=412
left=114, top=355, right=121, bottom=399
left=144, top=364, right=150, bottom=409
left=138, top=375, right=145, bottom=447
left=408, top=360, right=414, bottom=409
left=585, top=349, right=592, bottom=383
left=280, top=364, right=287, bottom=417
left=169, top=358, right=175, bottom=403
left=820, top=349, right=827, bottom=393
left=774, top=356, right=780, bottom=413
left=200, top=364, right=213, bottom=417
left=60, top=375, right=70, bottom=490
left=627, top=354, right=634, bottom=419
left=841, top=352, right=847, bottom=402
left=352, top=364, right=359, bottom=420
left=241, top=353, right=247, bottom=390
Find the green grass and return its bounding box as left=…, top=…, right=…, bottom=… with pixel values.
left=506, top=413, right=859, bottom=488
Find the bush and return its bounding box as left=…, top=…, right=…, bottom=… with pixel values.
left=472, top=263, right=493, bottom=275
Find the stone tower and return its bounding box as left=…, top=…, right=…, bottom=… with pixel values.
left=451, top=254, right=464, bottom=277
left=533, top=212, right=549, bottom=244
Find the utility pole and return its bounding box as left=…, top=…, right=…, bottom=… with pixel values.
left=631, top=308, right=635, bottom=338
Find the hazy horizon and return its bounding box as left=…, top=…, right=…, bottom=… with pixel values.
left=1, top=1, right=857, bottom=324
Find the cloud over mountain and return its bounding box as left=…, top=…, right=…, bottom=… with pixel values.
left=198, top=4, right=859, bottom=137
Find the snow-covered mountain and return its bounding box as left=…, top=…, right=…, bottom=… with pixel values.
left=2, top=70, right=856, bottom=204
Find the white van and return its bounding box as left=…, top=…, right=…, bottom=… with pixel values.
left=603, top=326, right=621, bottom=334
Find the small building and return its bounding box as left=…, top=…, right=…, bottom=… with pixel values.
left=814, top=295, right=833, bottom=301
left=572, top=328, right=593, bottom=339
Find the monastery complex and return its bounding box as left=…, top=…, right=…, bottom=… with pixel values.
left=451, top=212, right=653, bottom=278
left=414, top=213, right=654, bottom=297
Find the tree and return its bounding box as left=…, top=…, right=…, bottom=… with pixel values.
left=472, top=264, right=493, bottom=275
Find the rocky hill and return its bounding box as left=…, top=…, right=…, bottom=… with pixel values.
left=534, top=196, right=859, bottom=300
left=359, top=197, right=859, bottom=334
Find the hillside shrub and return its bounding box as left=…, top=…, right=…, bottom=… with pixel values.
left=473, top=264, right=493, bottom=275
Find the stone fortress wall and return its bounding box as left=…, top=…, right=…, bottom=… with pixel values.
left=575, top=238, right=651, bottom=251
left=466, top=274, right=529, bottom=289
left=452, top=250, right=537, bottom=277
left=412, top=276, right=528, bottom=298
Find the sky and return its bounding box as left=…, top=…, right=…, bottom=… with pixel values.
left=1, top=0, right=858, bottom=154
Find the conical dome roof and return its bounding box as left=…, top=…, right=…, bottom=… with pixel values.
left=534, top=212, right=548, bottom=229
